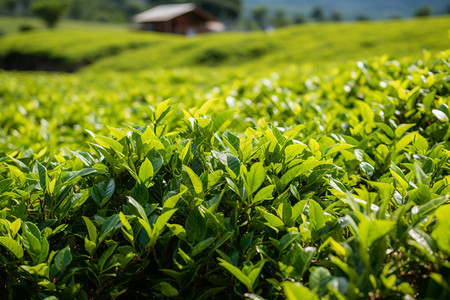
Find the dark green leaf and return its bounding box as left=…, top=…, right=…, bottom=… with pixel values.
left=35, top=161, right=47, bottom=191
left=309, top=267, right=332, bottom=297
left=62, top=168, right=99, bottom=183
left=54, top=246, right=72, bottom=271
left=186, top=208, right=207, bottom=243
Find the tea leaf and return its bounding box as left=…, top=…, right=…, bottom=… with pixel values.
left=54, top=246, right=72, bottom=271
left=0, top=237, right=24, bottom=259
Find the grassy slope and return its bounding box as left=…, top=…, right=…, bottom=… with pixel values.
left=0, top=16, right=448, bottom=72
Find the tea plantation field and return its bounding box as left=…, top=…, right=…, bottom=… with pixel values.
left=0, top=16, right=127, bottom=35
left=0, top=17, right=450, bottom=300
left=0, top=16, right=449, bottom=71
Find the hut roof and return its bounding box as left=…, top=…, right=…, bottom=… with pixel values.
left=133, top=3, right=217, bottom=23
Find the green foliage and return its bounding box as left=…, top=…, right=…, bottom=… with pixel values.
left=331, top=11, right=343, bottom=22
left=311, top=6, right=325, bottom=22
left=31, top=0, right=70, bottom=28
left=0, top=28, right=177, bottom=70
left=0, top=0, right=147, bottom=23
left=0, top=16, right=127, bottom=34
left=252, top=5, right=268, bottom=29
left=0, top=49, right=449, bottom=299
left=94, top=15, right=449, bottom=72
left=0, top=0, right=17, bottom=15
left=0, top=16, right=448, bottom=72
left=415, top=5, right=432, bottom=17
left=272, top=9, right=289, bottom=28
left=68, top=0, right=135, bottom=23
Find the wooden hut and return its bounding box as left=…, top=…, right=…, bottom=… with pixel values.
left=133, top=3, right=225, bottom=35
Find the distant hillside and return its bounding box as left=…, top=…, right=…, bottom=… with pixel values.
left=1, top=16, right=449, bottom=72
left=243, top=0, right=450, bottom=20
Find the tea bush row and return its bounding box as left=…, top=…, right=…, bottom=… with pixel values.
left=0, top=16, right=449, bottom=72
left=0, top=50, right=449, bottom=299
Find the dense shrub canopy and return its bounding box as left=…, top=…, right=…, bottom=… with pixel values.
left=0, top=49, right=449, bottom=299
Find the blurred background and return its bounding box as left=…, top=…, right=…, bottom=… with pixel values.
left=0, top=0, right=449, bottom=151
left=0, top=0, right=449, bottom=73
left=1, top=0, right=449, bottom=32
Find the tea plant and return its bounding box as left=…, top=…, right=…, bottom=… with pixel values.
left=0, top=16, right=449, bottom=72
left=0, top=50, right=449, bottom=299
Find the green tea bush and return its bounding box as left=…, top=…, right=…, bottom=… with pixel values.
left=0, top=30, right=177, bottom=70
left=84, top=16, right=450, bottom=72
left=0, top=16, right=449, bottom=72
left=0, top=50, right=449, bottom=299
left=18, top=24, right=35, bottom=32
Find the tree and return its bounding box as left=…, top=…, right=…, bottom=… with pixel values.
left=197, top=0, right=241, bottom=21
left=31, top=0, right=70, bottom=28
left=292, top=14, right=306, bottom=24
left=67, top=0, right=130, bottom=22
left=252, top=5, right=268, bottom=29
left=124, top=0, right=146, bottom=18
left=311, top=6, right=325, bottom=22
left=0, top=0, right=17, bottom=15
left=415, top=5, right=432, bottom=17
left=272, top=9, right=288, bottom=28
left=330, top=11, right=342, bottom=22
left=356, top=14, right=370, bottom=21
left=67, top=0, right=92, bottom=20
